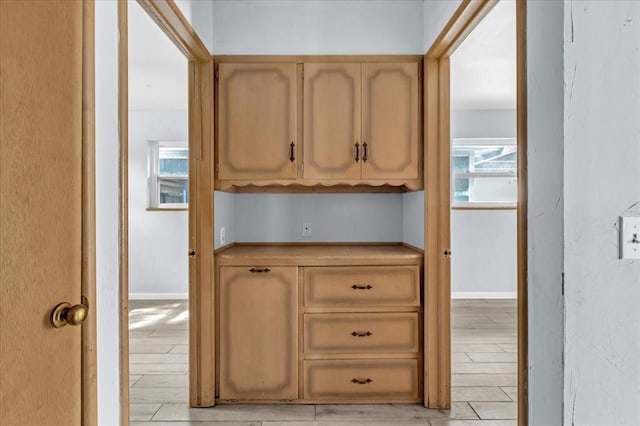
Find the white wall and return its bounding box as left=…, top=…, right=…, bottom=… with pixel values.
left=211, top=0, right=424, bottom=55
left=423, top=0, right=462, bottom=52
left=451, top=210, right=516, bottom=297
left=452, top=109, right=516, bottom=139
left=95, top=1, right=121, bottom=424
left=563, top=2, right=640, bottom=424
left=214, top=191, right=235, bottom=249
left=128, top=110, right=188, bottom=298
left=526, top=2, right=565, bottom=424
left=174, top=0, right=214, bottom=54
left=235, top=194, right=403, bottom=243
left=402, top=191, right=424, bottom=249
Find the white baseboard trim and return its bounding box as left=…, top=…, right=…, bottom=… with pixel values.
left=129, top=293, right=188, bottom=300
left=451, top=291, right=517, bottom=299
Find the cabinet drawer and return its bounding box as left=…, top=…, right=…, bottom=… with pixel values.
left=304, top=359, right=419, bottom=400
left=304, top=313, right=419, bottom=354
left=304, top=266, right=420, bottom=307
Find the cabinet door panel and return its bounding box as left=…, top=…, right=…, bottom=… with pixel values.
left=218, top=63, right=297, bottom=180
left=362, top=62, right=419, bottom=180
left=303, top=63, right=361, bottom=180
left=219, top=266, right=298, bottom=400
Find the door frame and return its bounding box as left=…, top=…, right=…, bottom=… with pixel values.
left=82, top=1, right=97, bottom=424
left=422, top=0, right=528, bottom=423
left=118, top=1, right=214, bottom=423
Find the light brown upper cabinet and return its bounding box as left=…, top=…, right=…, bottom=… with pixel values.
left=217, top=63, right=298, bottom=180
left=303, top=63, right=361, bottom=180
left=215, top=58, right=422, bottom=191
left=362, top=62, right=420, bottom=180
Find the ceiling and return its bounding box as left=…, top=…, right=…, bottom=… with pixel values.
left=450, top=0, right=516, bottom=110
left=128, top=0, right=515, bottom=112
left=128, top=3, right=188, bottom=110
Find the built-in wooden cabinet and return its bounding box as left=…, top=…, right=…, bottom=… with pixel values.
left=215, top=244, right=423, bottom=404
left=217, top=63, right=298, bottom=180
left=218, top=266, right=298, bottom=400
left=215, top=57, right=422, bottom=191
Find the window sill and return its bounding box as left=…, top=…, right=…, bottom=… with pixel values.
left=146, top=207, right=188, bottom=212
left=452, top=204, right=517, bottom=210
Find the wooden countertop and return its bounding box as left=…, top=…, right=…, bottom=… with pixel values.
left=215, top=243, right=423, bottom=266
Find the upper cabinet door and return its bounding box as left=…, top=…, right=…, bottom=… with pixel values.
left=218, top=63, right=297, bottom=180
left=361, top=63, right=420, bottom=180
left=303, top=63, right=361, bottom=180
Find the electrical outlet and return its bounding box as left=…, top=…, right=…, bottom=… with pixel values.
left=302, top=222, right=312, bottom=237
left=619, top=216, right=640, bottom=260
left=220, top=227, right=226, bottom=245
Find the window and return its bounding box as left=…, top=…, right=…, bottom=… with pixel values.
left=452, top=138, right=517, bottom=207
left=148, top=141, right=188, bottom=209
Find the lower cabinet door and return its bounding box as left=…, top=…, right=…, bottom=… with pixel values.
left=219, top=266, right=298, bottom=400
left=304, top=359, right=419, bottom=401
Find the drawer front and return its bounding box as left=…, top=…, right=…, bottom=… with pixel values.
left=304, top=313, right=419, bottom=353
left=304, top=359, right=419, bottom=400
left=304, top=266, right=420, bottom=307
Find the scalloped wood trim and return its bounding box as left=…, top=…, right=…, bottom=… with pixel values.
left=215, top=179, right=423, bottom=193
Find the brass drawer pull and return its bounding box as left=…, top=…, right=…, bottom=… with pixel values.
left=351, top=284, right=373, bottom=290
left=351, top=378, right=373, bottom=385
left=249, top=267, right=271, bottom=273
left=351, top=331, right=372, bottom=337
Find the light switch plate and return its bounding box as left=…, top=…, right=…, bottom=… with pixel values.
left=302, top=222, right=312, bottom=237
left=619, top=216, right=640, bottom=260
left=220, top=227, right=226, bottom=245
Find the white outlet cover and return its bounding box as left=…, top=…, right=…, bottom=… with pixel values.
left=302, top=222, right=312, bottom=237
left=619, top=216, right=640, bottom=260
left=220, top=227, right=226, bottom=245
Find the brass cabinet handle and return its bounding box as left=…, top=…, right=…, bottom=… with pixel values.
left=351, top=378, right=373, bottom=385
left=289, top=141, right=295, bottom=162
left=355, top=142, right=360, bottom=162
left=351, top=331, right=372, bottom=337
left=351, top=284, right=373, bottom=290
left=50, top=302, right=89, bottom=328
left=249, top=267, right=271, bottom=273
left=362, top=141, right=368, bottom=162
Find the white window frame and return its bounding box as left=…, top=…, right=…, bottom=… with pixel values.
left=451, top=137, right=517, bottom=209
left=148, top=140, right=189, bottom=209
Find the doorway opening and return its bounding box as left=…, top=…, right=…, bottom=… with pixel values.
left=450, top=0, right=518, bottom=420
left=126, top=1, right=190, bottom=421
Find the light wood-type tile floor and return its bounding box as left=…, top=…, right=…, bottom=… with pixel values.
left=129, top=299, right=517, bottom=425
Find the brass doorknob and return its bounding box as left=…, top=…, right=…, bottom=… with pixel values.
left=50, top=302, right=89, bottom=328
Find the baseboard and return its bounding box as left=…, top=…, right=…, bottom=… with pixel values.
left=129, top=293, right=188, bottom=300
left=451, top=291, right=517, bottom=299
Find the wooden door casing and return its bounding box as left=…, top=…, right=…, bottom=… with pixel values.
left=218, top=63, right=297, bottom=180
left=0, top=1, right=85, bottom=424
left=219, top=266, right=298, bottom=400
left=303, top=63, right=362, bottom=180
left=362, top=62, right=420, bottom=180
